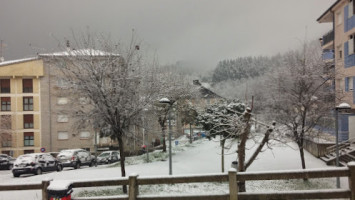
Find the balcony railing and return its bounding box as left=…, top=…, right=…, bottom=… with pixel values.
left=322, top=30, right=334, bottom=46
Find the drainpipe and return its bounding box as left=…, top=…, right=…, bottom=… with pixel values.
left=48, top=62, right=52, bottom=152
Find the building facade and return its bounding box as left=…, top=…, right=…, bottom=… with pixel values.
left=318, top=0, right=355, bottom=141
left=0, top=58, right=44, bottom=157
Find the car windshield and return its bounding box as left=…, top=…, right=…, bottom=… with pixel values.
left=0, top=155, right=7, bottom=158
left=98, top=152, right=110, bottom=158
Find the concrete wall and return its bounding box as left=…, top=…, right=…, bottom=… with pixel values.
left=304, top=138, right=334, bottom=158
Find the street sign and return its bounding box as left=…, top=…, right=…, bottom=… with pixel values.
left=40, top=147, right=46, bottom=152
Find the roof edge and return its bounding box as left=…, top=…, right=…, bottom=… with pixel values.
left=317, top=0, right=341, bottom=22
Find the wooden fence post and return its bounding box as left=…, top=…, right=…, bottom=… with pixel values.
left=348, top=162, right=355, bottom=200
left=229, top=168, right=238, bottom=200
left=129, top=173, right=139, bottom=200
left=41, top=179, right=51, bottom=200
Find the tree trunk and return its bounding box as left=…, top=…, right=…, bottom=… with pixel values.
left=162, top=128, right=167, bottom=152
left=237, top=110, right=252, bottom=192
left=189, top=123, right=193, bottom=144
left=245, top=128, right=272, bottom=169
left=298, top=138, right=306, bottom=169
left=118, top=137, right=127, bottom=193
left=221, top=138, right=225, bottom=173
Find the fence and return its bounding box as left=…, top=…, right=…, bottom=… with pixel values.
left=1, top=163, right=355, bottom=200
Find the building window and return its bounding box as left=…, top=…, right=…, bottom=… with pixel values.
left=58, top=131, right=69, bottom=140
left=349, top=35, right=355, bottom=55
left=337, top=12, right=342, bottom=25
left=1, top=133, right=12, bottom=147
left=1, top=150, right=13, bottom=156
left=24, top=114, right=34, bottom=129
left=345, top=77, right=354, bottom=91
left=57, top=97, right=68, bottom=105
left=80, top=131, right=90, bottom=139
left=1, top=97, right=10, bottom=111
left=24, top=150, right=34, bottom=154
left=0, top=79, right=10, bottom=93
left=23, top=79, right=33, bottom=93
left=57, top=115, right=68, bottom=122
left=349, top=0, right=355, bottom=17
left=24, top=132, right=34, bottom=146
left=23, top=97, right=33, bottom=111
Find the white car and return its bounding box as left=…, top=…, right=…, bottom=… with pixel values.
left=57, top=149, right=94, bottom=169
left=96, top=151, right=120, bottom=164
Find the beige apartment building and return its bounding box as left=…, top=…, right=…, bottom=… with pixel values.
left=0, top=58, right=44, bottom=157
left=318, top=0, right=355, bottom=141
left=0, top=52, right=121, bottom=157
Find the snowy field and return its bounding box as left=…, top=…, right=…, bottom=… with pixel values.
left=0, top=136, right=347, bottom=200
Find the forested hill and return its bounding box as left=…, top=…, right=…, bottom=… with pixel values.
left=211, top=56, right=281, bottom=84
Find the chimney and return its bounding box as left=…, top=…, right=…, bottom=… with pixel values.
left=193, top=80, right=201, bottom=86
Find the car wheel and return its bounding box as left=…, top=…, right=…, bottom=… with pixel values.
left=35, top=168, right=42, bottom=175
left=13, top=173, right=20, bottom=177
left=57, top=165, right=62, bottom=172
left=8, top=165, right=13, bottom=170
left=74, top=162, right=80, bottom=169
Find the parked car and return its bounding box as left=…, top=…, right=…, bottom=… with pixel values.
left=96, top=151, right=120, bottom=165
left=57, top=149, right=95, bottom=169
left=0, top=154, right=16, bottom=170
left=12, top=153, right=62, bottom=177
left=48, top=152, right=60, bottom=159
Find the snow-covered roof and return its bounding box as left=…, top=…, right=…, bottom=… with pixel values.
left=39, top=49, right=119, bottom=57
left=0, top=57, right=39, bottom=67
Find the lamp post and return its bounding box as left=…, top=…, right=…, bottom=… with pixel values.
left=335, top=102, right=351, bottom=188
left=159, top=97, right=173, bottom=175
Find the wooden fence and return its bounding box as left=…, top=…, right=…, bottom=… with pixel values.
left=1, top=162, right=355, bottom=200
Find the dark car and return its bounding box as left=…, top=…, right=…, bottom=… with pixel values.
left=96, top=151, right=120, bottom=164
left=0, top=154, right=15, bottom=170
left=12, top=153, right=62, bottom=177
left=57, top=149, right=95, bottom=169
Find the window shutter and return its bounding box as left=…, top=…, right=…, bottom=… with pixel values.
left=24, top=132, right=34, bottom=137
left=1, top=79, right=9, bottom=87
left=1, top=97, right=10, bottom=102
left=24, top=114, right=33, bottom=123
left=23, top=79, right=32, bottom=87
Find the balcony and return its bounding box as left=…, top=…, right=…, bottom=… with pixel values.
left=322, top=49, right=334, bottom=61
left=321, top=30, right=334, bottom=48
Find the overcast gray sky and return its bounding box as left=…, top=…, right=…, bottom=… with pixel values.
left=0, top=0, right=334, bottom=70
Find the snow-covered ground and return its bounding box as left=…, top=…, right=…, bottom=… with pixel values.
left=0, top=136, right=347, bottom=200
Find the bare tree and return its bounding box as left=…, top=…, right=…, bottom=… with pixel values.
left=151, top=65, right=196, bottom=152
left=266, top=40, right=335, bottom=170
left=46, top=32, right=158, bottom=193
left=196, top=99, right=275, bottom=192
left=0, top=115, right=12, bottom=148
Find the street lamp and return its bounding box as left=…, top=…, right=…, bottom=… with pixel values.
left=335, top=102, right=351, bottom=188
left=159, top=97, right=174, bottom=175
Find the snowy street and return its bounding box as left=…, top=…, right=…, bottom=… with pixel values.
left=0, top=137, right=347, bottom=199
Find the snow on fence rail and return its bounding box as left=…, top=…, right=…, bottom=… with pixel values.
left=1, top=163, right=355, bottom=200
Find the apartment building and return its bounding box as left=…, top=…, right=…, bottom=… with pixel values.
left=0, top=58, right=44, bottom=157
left=318, top=0, right=355, bottom=141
